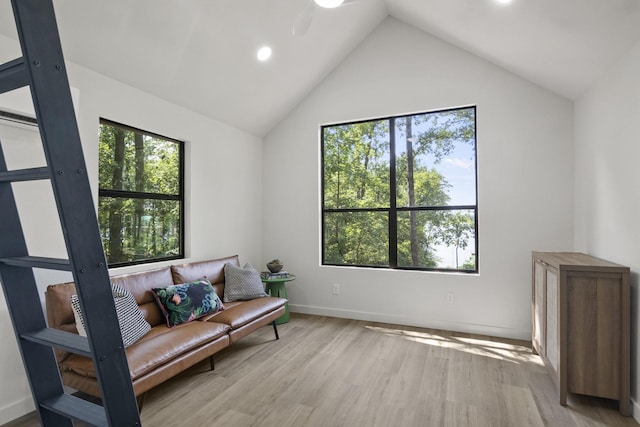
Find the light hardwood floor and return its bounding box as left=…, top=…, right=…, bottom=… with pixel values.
left=4, top=313, right=638, bottom=426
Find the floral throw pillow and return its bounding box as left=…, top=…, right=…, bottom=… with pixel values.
left=152, top=279, right=224, bottom=327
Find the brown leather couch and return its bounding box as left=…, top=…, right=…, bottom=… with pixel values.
left=45, top=255, right=286, bottom=404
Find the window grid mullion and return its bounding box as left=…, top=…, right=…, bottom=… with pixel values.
left=389, top=117, right=397, bottom=268
left=99, top=189, right=181, bottom=201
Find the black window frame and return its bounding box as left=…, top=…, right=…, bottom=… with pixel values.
left=98, top=118, right=185, bottom=268
left=321, top=106, right=478, bottom=273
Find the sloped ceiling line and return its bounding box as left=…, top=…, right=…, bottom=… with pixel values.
left=0, top=0, right=639, bottom=136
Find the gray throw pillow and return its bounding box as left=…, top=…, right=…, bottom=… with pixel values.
left=71, top=283, right=151, bottom=347
left=223, top=262, right=267, bottom=303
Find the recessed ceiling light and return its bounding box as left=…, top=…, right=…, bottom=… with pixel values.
left=495, top=0, right=512, bottom=4
left=314, top=0, right=344, bottom=8
left=257, top=46, right=272, bottom=62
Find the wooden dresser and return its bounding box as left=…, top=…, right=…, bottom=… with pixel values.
left=531, top=252, right=630, bottom=416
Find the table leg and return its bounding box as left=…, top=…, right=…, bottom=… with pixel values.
left=266, top=282, right=289, bottom=324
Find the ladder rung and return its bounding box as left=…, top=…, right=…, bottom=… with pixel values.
left=22, top=328, right=91, bottom=357
left=40, top=394, right=107, bottom=426
left=0, top=167, right=50, bottom=183
left=0, top=256, right=71, bottom=270
left=0, top=57, right=28, bottom=94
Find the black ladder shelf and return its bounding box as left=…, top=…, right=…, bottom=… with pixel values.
left=0, top=1, right=140, bottom=426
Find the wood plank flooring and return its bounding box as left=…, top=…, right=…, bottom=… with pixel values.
left=4, top=313, right=638, bottom=426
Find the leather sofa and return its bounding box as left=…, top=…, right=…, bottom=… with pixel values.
left=45, top=255, right=286, bottom=404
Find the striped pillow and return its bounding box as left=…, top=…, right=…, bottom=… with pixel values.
left=71, top=283, right=151, bottom=347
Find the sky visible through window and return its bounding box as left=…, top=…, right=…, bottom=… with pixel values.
left=395, top=113, right=477, bottom=269
left=429, top=142, right=476, bottom=269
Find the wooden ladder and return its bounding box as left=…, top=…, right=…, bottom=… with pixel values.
left=0, top=1, right=140, bottom=425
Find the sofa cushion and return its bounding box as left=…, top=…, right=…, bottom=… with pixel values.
left=111, top=267, right=174, bottom=327
left=152, top=279, right=224, bottom=327
left=222, top=263, right=267, bottom=303
left=171, top=255, right=239, bottom=298
left=200, top=297, right=285, bottom=329
left=70, top=284, right=151, bottom=347
left=60, top=321, right=230, bottom=381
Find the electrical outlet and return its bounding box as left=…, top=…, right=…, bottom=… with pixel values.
left=447, top=292, right=455, bottom=304
left=332, top=283, right=340, bottom=295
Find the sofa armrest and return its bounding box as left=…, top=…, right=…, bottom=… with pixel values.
left=45, top=282, right=78, bottom=362
left=45, top=282, right=77, bottom=330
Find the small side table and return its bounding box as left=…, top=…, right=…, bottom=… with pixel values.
left=262, top=274, right=295, bottom=324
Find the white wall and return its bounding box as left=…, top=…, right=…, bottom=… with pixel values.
left=263, top=18, right=574, bottom=340
left=0, top=34, right=263, bottom=423
left=574, top=38, right=640, bottom=420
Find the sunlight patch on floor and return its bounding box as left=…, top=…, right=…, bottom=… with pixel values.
left=365, top=325, right=542, bottom=365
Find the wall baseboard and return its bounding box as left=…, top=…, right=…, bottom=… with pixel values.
left=0, top=396, right=34, bottom=425
left=289, top=304, right=531, bottom=341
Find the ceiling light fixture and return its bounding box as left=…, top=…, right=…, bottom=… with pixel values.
left=314, top=0, right=344, bottom=8
left=495, top=0, right=512, bottom=4
left=257, top=46, right=272, bottom=62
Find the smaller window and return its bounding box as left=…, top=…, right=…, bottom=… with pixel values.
left=98, top=119, right=184, bottom=267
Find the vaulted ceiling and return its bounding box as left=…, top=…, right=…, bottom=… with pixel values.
left=1, top=0, right=639, bottom=136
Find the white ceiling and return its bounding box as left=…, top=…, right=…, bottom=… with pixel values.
left=1, top=0, right=639, bottom=136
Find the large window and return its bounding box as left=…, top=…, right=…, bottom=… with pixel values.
left=98, top=119, right=184, bottom=267
left=321, top=106, right=477, bottom=272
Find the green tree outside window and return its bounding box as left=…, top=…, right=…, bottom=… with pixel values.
left=98, top=119, right=184, bottom=266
